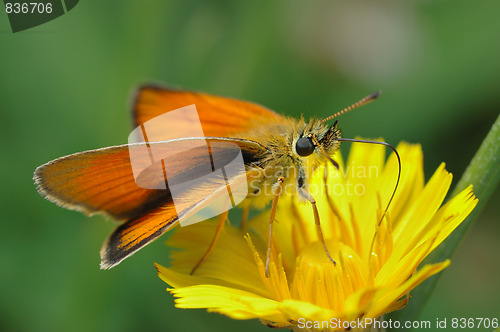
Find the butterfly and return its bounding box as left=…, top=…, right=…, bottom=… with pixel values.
left=34, top=85, right=399, bottom=275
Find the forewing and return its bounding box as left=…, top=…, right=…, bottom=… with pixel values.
left=34, top=138, right=264, bottom=220
left=35, top=138, right=266, bottom=268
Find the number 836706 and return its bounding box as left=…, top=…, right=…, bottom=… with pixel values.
left=5, top=2, right=53, bottom=14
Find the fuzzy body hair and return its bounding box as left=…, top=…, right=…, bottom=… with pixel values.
left=237, top=116, right=342, bottom=208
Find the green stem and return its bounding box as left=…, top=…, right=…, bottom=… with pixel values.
left=388, top=113, right=500, bottom=328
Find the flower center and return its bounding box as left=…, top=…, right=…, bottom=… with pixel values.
left=291, top=240, right=368, bottom=313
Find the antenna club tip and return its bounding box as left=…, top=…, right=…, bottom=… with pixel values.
left=370, top=91, right=382, bottom=100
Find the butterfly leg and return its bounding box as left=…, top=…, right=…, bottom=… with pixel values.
left=190, top=209, right=228, bottom=275
left=265, top=177, right=285, bottom=278
left=300, top=187, right=337, bottom=267
left=323, top=167, right=342, bottom=220
left=240, top=206, right=249, bottom=231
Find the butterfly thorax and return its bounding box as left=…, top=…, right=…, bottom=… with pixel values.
left=237, top=116, right=342, bottom=208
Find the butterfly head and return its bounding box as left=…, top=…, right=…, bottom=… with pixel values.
left=294, top=119, right=342, bottom=165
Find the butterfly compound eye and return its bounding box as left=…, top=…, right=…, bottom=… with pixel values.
left=296, top=137, right=315, bottom=157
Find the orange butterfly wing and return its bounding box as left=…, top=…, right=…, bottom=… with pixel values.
left=36, top=137, right=266, bottom=268
left=36, top=85, right=281, bottom=268
left=97, top=137, right=266, bottom=269
left=34, top=145, right=167, bottom=221
left=133, top=85, right=282, bottom=141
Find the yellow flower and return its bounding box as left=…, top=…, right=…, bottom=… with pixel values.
left=155, top=142, right=477, bottom=331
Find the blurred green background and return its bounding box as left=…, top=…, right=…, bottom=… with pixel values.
left=1, top=1, right=498, bottom=331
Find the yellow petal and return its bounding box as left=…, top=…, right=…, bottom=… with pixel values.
left=392, top=163, right=452, bottom=257
left=169, top=284, right=286, bottom=322
left=160, top=221, right=271, bottom=298
left=369, top=261, right=450, bottom=317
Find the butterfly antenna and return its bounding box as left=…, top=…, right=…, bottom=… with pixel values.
left=322, top=91, right=381, bottom=123
left=337, top=138, right=401, bottom=225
